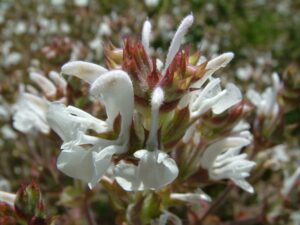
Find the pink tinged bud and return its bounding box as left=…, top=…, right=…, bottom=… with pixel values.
left=29, top=72, right=56, bottom=97
left=14, top=182, right=46, bottom=221
left=61, top=61, right=108, bottom=84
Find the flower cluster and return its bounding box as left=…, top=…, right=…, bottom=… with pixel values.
left=46, top=14, right=256, bottom=193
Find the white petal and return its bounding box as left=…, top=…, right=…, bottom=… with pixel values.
left=30, top=72, right=57, bottom=97
left=90, top=70, right=134, bottom=142
left=115, top=150, right=179, bottom=191
left=163, top=14, right=194, bottom=74
left=206, top=52, right=234, bottom=71
left=57, top=147, right=95, bottom=183
left=246, top=89, right=262, bottom=107
left=232, top=179, right=254, bottom=193
left=138, top=150, right=178, bottom=190
left=13, top=93, right=49, bottom=134
left=47, top=103, right=109, bottom=142
left=66, top=105, right=109, bottom=133
left=114, top=161, right=142, bottom=191
left=88, top=145, right=125, bottom=188
left=61, top=61, right=108, bottom=84
left=191, top=52, right=234, bottom=88
left=272, top=72, right=280, bottom=92
left=200, top=137, right=250, bottom=169
left=142, top=20, right=152, bottom=56
left=212, top=83, right=242, bottom=114
left=133, top=149, right=148, bottom=159
left=232, top=120, right=250, bottom=132
left=170, top=189, right=211, bottom=204
left=49, top=70, right=67, bottom=94
left=47, top=103, right=83, bottom=141
left=190, top=78, right=228, bottom=118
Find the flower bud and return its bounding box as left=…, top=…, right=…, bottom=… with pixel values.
left=14, top=182, right=45, bottom=222
left=141, top=192, right=161, bottom=225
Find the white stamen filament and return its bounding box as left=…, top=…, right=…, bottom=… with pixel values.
left=147, top=87, right=164, bottom=150
left=163, top=14, right=194, bottom=75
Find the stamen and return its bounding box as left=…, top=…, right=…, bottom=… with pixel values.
left=163, top=14, right=194, bottom=75
left=147, top=87, right=164, bottom=150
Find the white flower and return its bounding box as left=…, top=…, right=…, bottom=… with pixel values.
left=178, top=52, right=240, bottom=113
left=115, top=150, right=178, bottom=191
left=115, top=87, right=179, bottom=191
left=247, top=72, right=280, bottom=118
left=12, top=71, right=66, bottom=134
left=200, top=137, right=256, bottom=193
left=48, top=64, right=134, bottom=188
left=189, top=77, right=242, bottom=118
left=13, top=92, right=49, bottom=134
